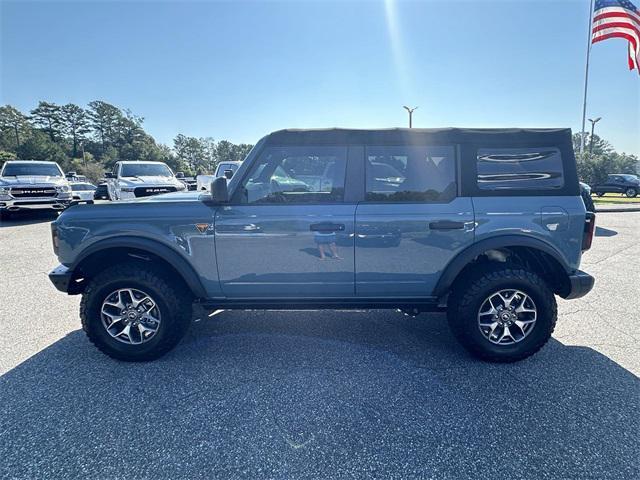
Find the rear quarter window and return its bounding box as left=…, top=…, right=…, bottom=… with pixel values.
left=476, top=147, right=564, bottom=191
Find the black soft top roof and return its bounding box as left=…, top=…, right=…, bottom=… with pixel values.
left=265, top=128, right=573, bottom=146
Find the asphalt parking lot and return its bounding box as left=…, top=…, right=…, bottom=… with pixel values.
left=0, top=211, right=638, bottom=479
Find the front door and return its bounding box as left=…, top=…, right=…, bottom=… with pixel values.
left=215, top=145, right=355, bottom=298
left=355, top=145, right=474, bottom=297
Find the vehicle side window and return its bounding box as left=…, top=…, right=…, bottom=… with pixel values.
left=365, top=146, right=456, bottom=202
left=239, top=146, right=347, bottom=204
left=476, top=147, right=564, bottom=190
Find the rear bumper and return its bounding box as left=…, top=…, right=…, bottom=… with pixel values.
left=49, top=264, right=74, bottom=293
left=563, top=270, right=595, bottom=300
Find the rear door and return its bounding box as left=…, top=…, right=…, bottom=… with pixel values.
left=355, top=145, right=474, bottom=297
left=214, top=145, right=357, bottom=298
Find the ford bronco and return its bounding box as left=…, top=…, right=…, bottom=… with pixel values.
left=49, top=128, right=595, bottom=362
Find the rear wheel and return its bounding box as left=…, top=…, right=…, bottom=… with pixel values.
left=80, top=263, right=192, bottom=361
left=625, top=188, right=637, bottom=198
left=447, top=266, right=556, bottom=362
left=595, top=192, right=604, bottom=197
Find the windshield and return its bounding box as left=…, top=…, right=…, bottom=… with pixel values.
left=1, top=163, right=63, bottom=177
left=71, top=183, right=96, bottom=191
left=121, top=163, right=172, bottom=177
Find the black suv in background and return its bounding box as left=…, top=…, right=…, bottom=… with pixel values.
left=591, top=174, right=640, bottom=198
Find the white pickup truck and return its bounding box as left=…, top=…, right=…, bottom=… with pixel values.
left=196, top=161, right=242, bottom=191
left=0, top=160, right=72, bottom=220
left=105, top=161, right=186, bottom=201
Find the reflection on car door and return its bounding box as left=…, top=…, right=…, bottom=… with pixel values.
left=214, top=145, right=356, bottom=298
left=355, top=145, right=474, bottom=297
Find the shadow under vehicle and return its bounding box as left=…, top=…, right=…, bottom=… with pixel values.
left=0, top=311, right=637, bottom=479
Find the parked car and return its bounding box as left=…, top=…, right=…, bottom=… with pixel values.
left=591, top=174, right=640, bottom=198
left=49, top=128, right=595, bottom=363
left=0, top=160, right=72, bottom=220
left=70, top=182, right=97, bottom=202
left=66, top=172, right=88, bottom=183
left=196, top=161, right=243, bottom=191
left=176, top=172, right=197, bottom=191
left=94, top=182, right=109, bottom=200
left=105, top=161, right=186, bottom=201
left=579, top=182, right=595, bottom=212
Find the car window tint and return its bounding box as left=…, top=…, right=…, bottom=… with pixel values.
left=365, top=146, right=456, bottom=202
left=240, top=146, right=347, bottom=204
left=477, top=147, right=564, bottom=190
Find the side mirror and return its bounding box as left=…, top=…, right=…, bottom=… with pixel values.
left=224, top=169, right=234, bottom=179
left=104, top=172, right=116, bottom=179
left=211, top=176, right=229, bottom=202
left=176, top=171, right=185, bottom=178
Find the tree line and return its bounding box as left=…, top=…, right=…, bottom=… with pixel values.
left=572, top=133, right=639, bottom=186
left=0, top=101, right=253, bottom=183
left=1, top=101, right=637, bottom=186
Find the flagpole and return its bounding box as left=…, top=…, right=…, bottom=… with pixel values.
left=579, top=0, right=595, bottom=157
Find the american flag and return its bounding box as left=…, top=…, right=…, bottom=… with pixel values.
left=592, top=0, right=640, bottom=73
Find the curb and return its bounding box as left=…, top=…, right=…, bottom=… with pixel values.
left=595, top=207, right=640, bottom=213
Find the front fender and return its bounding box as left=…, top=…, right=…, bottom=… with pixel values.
left=71, top=235, right=208, bottom=298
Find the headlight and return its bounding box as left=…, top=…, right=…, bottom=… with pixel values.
left=56, top=185, right=70, bottom=193
left=0, top=186, right=9, bottom=195
left=176, top=182, right=186, bottom=191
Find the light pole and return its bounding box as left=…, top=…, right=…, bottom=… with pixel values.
left=403, top=106, right=418, bottom=128
left=80, top=142, right=87, bottom=167
left=588, top=117, right=601, bottom=153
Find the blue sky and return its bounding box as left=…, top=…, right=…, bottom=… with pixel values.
left=1, top=0, right=638, bottom=154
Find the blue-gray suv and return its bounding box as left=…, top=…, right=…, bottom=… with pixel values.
left=49, top=128, right=596, bottom=362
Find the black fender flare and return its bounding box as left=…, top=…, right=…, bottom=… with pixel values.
left=71, top=236, right=207, bottom=298
left=433, top=235, right=572, bottom=297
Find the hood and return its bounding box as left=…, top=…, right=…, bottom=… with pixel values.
left=119, top=176, right=181, bottom=186
left=0, top=175, right=68, bottom=187
left=134, top=191, right=204, bottom=202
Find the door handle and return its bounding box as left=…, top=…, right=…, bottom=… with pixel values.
left=310, top=223, right=345, bottom=232
left=429, top=220, right=465, bottom=230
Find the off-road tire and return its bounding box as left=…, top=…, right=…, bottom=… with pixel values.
left=447, top=266, right=557, bottom=363
left=80, top=263, right=193, bottom=361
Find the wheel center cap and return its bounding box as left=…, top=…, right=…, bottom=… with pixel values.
left=127, top=311, right=138, bottom=320
left=501, top=313, right=511, bottom=321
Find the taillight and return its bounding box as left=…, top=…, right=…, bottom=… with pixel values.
left=51, top=223, right=59, bottom=255
left=582, top=212, right=596, bottom=251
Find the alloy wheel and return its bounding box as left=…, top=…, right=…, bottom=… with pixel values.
left=477, top=289, right=537, bottom=345
left=101, top=288, right=161, bottom=345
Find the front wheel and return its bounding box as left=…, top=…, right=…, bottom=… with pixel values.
left=80, top=263, right=192, bottom=361
left=447, top=266, right=557, bottom=362
left=625, top=188, right=637, bottom=198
